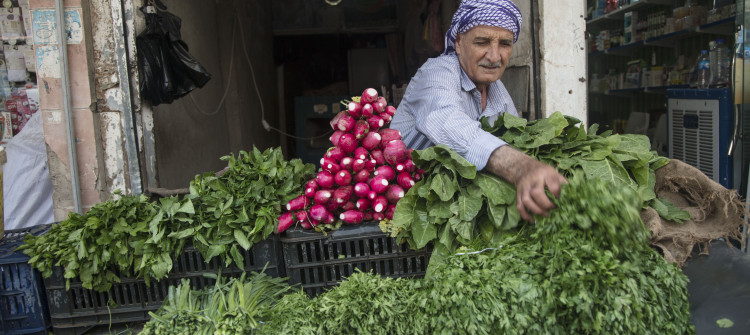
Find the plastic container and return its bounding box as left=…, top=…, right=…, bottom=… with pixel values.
left=711, top=39, right=730, bottom=86
left=44, top=236, right=285, bottom=335
left=692, top=50, right=711, bottom=89
left=0, top=224, right=52, bottom=335
left=280, top=222, right=432, bottom=296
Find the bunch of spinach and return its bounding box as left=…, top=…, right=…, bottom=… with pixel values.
left=20, top=194, right=166, bottom=291
left=186, top=147, right=315, bottom=266
left=385, top=112, right=688, bottom=264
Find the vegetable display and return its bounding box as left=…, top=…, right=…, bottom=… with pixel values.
left=258, top=174, right=694, bottom=334
left=383, top=112, right=689, bottom=265
left=276, top=88, right=423, bottom=233
left=19, top=147, right=313, bottom=291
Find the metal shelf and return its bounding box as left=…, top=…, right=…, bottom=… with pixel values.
left=587, top=0, right=674, bottom=28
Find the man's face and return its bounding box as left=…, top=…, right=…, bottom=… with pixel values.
left=455, top=25, right=514, bottom=89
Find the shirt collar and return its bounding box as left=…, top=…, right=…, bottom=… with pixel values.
left=458, top=61, right=506, bottom=115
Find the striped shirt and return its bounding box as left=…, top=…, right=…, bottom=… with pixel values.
left=390, top=53, right=518, bottom=171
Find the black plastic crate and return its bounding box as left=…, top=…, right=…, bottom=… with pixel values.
left=280, top=222, right=432, bottom=296
left=0, top=224, right=52, bottom=335
left=44, top=235, right=285, bottom=335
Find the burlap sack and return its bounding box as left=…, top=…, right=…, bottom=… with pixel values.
left=641, top=159, right=748, bottom=266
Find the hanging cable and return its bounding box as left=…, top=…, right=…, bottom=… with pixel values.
left=236, top=13, right=334, bottom=141
left=184, top=16, right=237, bottom=116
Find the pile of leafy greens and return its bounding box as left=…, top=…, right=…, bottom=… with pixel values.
left=259, top=174, right=694, bottom=334
left=20, top=147, right=314, bottom=291
left=139, top=271, right=293, bottom=335
left=384, top=112, right=688, bottom=264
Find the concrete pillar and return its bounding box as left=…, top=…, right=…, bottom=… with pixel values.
left=536, top=0, right=588, bottom=124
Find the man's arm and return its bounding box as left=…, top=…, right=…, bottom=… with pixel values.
left=484, top=145, right=567, bottom=222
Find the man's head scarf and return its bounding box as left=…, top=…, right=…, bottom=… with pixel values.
left=443, top=0, right=523, bottom=55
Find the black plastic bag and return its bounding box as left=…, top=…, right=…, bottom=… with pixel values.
left=136, top=3, right=211, bottom=106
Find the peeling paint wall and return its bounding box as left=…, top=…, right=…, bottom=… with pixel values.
left=31, top=0, right=101, bottom=219
left=537, top=0, right=587, bottom=123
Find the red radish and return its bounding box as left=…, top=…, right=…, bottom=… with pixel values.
left=309, top=204, right=329, bottom=222
left=365, top=159, right=377, bottom=172
left=385, top=204, right=397, bottom=220
left=395, top=163, right=406, bottom=172
left=314, top=189, right=333, bottom=204
left=385, top=105, right=396, bottom=117
left=377, top=97, right=388, bottom=110
left=386, top=185, right=405, bottom=203
left=337, top=114, right=355, bottom=132
left=397, top=172, right=416, bottom=190
left=330, top=131, right=345, bottom=147
left=367, top=115, right=384, bottom=132
left=354, top=147, right=369, bottom=160
left=340, top=157, right=354, bottom=171
left=361, top=103, right=374, bottom=118
left=342, top=201, right=357, bottom=211
left=286, top=195, right=309, bottom=211
left=362, top=131, right=381, bottom=151
left=333, top=185, right=353, bottom=204
left=300, top=220, right=313, bottom=229
left=306, top=179, right=319, bottom=190
left=324, top=212, right=336, bottom=224
left=354, top=120, right=370, bottom=139
left=317, top=170, right=335, bottom=188
left=276, top=212, right=295, bottom=233
left=373, top=99, right=386, bottom=114
left=374, top=165, right=396, bottom=181
left=295, top=210, right=309, bottom=223
left=353, top=182, right=371, bottom=198
left=305, top=185, right=317, bottom=198
left=380, top=113, right=392, bottom=123
left=372, top=196, right=388, bottom=213
left=361, top=88, right=379, bottom=104
left=414, top=172, right=423, bottom=181
left=364, top=211, right=374, bottom=221
left=320, top=157, right=341, bottom=173
left=383, top=140, right=408, bottom=165
left=371, top=149, right=385, bottom=165
left=352, top=159, right=366, bottom=172
left=379, top=128, right=402, bottom=145
left=356, top=198, right=370, bottom=210
left=326, top=147, right=346, bottom=162
left=338, top=133, right=357, bottom=153
left=370, top=175, right=389, bottom=194
left=404, top=159, right=416, bottom=172
left=326, top=201, right=340, bottom=212
left=340, top=210, right=365, bottom=224
left=335, top=170, right=352, bottom=186
left=367, top=190, right=378, bottom=200
left=373, top=212, right=385, bottom=221
left=353, top=169, right=370, bottom=183
left=348, top=101, right=362, bottom=118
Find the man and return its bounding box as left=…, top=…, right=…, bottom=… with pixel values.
left=390, top=0, right=566, bottom=222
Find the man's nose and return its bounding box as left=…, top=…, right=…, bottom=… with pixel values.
left=485, top=46, right=502, bottom=63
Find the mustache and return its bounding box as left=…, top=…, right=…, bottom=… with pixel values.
left=478, top=60, right=503, bottom=68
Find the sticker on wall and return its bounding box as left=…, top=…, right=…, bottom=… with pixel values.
left=31, top=9, right=82, bottom=45
left=35, top=44, right=59, bottom=78
left=3, top=45, right=26, bottom=82
left=0, top=7, right=24, bottom=45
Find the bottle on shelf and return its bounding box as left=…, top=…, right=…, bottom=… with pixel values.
left=691, top=50, right=711, bottom=89
left=710, top=38, right=730, bottom=86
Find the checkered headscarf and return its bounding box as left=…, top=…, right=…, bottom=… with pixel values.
left=443, top=0, right=523, bottom=55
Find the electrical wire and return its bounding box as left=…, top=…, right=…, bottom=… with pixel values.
left=235, top=12, right=334, bottom=141
left=186, top=17, right=237, bottom=116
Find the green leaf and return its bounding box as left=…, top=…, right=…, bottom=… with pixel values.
left=409, top=199, right=436, bottom=249
left=579, top=158, right=635, bottom=189
left=651, top=198, right=691, bottom=223
left=431, top=174, right=457, bottom=202
left=454, top=186, right=483, bottom=221
left=716, top=318, right=734, bottom=328
left=177, top=199, right=195, bottom=214
left=234, top=229, right=252, bottom=250
left=474, top=173, right=515, bottom=205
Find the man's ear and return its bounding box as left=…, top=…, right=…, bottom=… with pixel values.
left=454, top=34, right=462, bottom=55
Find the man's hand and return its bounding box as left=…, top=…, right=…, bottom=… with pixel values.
left=485, top=145, right=567, bottom=222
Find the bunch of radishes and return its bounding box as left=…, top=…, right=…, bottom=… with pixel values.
left=276, top=88, right=423, bottom=233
